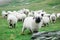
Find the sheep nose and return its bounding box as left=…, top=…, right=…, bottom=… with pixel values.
left=35, top=17, right=41, bottom=23
left=41, top=14, right=44, bottom=17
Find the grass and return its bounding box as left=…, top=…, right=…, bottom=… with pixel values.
left=0, top=0, right=60, bottom=40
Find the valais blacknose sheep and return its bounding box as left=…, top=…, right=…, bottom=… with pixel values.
left=2, top=11, right=8, bottom=18
left=21, top=16, right=42, bottom=34
left=50, top=13, right=56, bottom=23
left=7, top=14, right=18, bottom=28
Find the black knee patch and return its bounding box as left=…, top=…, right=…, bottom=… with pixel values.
left=10, top=24, right=12, bottom=26
left=52, top=19, right=55, bottom=22
left=33, top=31, right=38, bottom=33
left=44, top=23, right=46, bottom=26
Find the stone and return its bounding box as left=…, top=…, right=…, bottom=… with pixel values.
left=31, top=30, right=60, bottom=40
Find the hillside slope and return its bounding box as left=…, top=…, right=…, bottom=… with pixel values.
left=0, top=0, right=60, bottom=15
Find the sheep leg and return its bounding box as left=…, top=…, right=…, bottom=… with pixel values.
left=51, top=20, right=52, bottom=23
left=52, top=19, right=55, bottom=23
left=53, top=20, right=56, bottom=23
left=42, top=23, right=44, bottom=27
left=28, top=29, right=32, bottom=34
left=22, top=18, right=25, bottom=22
left=46, top=23, right=49, bottom=27
left=43, top=23, right=46, bottom=27
left=9, top=23, right=13, bottom=29
left=13, top=24, right=16, bottom=28
left=21, top=27, right=26, bottom=35
left=22, top=19, right=24, bottom=22
left=33, top=30, right=38, bottom=33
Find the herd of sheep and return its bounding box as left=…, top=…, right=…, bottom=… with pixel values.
left=1, top=8, right=60, bottom=35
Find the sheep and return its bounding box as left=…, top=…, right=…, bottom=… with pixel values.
left=50, top=13, right=56, bottom=23
left=40, top=11, right=46, bottom=17
left=42, top=16, right=50, bottom=27
left=15, top=13, right=26, bottom=22
left=28, top=11, right=40, bottom=17
left=57, top=13, right=60, bottom=18
left=7, top=14, right=18, bottom=29
left=34, top=11, right=50, bottom=27
left=35, top=10, right=46, bottom=17
left=18, top=8, right=29, bottom=15
left=8, top=11, right=26, bottom=22
left=28, top=11, right=34, bottom=17
left=2, top=11, right=8, bottom=18
left=21, top=16, right=42, bottom=35
left=23, top=8, right=29, bottom=15
left=33, top=11, right=41, bottom=17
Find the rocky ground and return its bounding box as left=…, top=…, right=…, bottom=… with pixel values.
left=31, top=30, right=60, bottom=40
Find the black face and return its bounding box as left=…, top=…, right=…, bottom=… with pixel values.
left=33, top=30, right=38, bottom=33
left=35, top=17, right=41, bottom=23
left=41, top=14, right=44, bottom=17
left=24, top=11, right=29, bottom=15
left=4, top=14, right=8, bottom=18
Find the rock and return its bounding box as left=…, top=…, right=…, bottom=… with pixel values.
left=31, top=30, right=60, bottom=40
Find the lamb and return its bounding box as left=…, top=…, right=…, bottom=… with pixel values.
left=23, top=8, right=29, bottom=15
left=7, top=14, right=18, bottom=28
left=50, top=13, right=56, bottom=23
left=18, top=8, right=29, bottom=15
left=57, top=13, right=60, bottom=18
left=15, top=13, right=26, bottom=22
left=21, top=16, right=42, bottom=35
left=35, top=11, right=50, bottom=27
left=2, top=11, right=8, bottom=18
left=36, top=11, right=46, bottom=17
left=8, top=11, right=26, bottom=22
left=28, top=11, right=34, bottom=17
left=42, top=16, right=50, bottom=27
